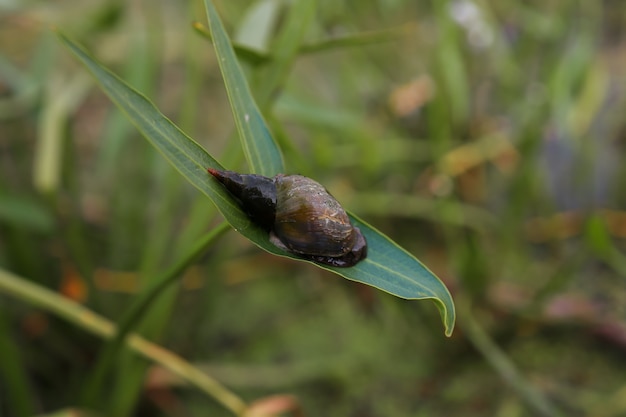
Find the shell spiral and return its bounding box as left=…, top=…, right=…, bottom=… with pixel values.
left=207, top=168, right=367, bottom=267
left=273, top=175, right=356, bottom=257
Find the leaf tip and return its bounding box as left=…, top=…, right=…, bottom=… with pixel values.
left=443, top=305, right=456, bottom=337
left=432, top=295, right=456, bottom=337
left=445, top=325, right=455, bottom=338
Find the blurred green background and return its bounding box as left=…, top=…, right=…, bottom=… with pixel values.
left=1, top=0, right=625, bottom=416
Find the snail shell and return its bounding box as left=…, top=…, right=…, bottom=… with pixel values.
left=208, top=168, right=367, bottom=267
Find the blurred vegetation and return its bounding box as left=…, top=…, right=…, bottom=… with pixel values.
left=1, top=0, right=625, bottom=416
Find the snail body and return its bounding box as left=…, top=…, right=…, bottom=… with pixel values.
left=208, top=168, right=367, bottom=267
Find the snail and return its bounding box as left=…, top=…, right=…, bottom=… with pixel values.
left=207, top=168, right=367, bottom=267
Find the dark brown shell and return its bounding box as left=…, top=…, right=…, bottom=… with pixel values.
left=207, top=169, right=367, bottom=267
left=273, top=175, right=357, bottom=257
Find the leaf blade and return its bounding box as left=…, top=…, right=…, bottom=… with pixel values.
left=57, top=32, right=455, bottom=336
left=338, top=216, right=455, bottom=336
left=203, top=0, right=284, bottom=177
left=56, top=31, right=250, bottom=234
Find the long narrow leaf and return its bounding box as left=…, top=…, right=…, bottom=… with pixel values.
left=0, top=268, right=247, bottom=415
left=203, top=0, right=284, bottom=176
left=57, top=32, right=455, bottom=336
left=249, top=0, right=316, bottom=108
left=193, top=22, right=405, bottom=67
left=56, top=33, right=250, bottom=232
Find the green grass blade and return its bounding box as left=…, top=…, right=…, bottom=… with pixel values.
left=233, top=0, right=282, bottom=53
left=56, top=32, right=250, bottom=231
left=203, top=0, right=284, bottom=176
left=0, top=310, right=36, bottom=417
left=340, top=216, right=455, bottom=336
left=300, top=26, right=405, bottom=54
left=193, top=22, right=404, bottom=67
left=80, top=221, right=230, bottom=409
left=252, top=0, right=315, bottom=108
left=0, top=268, right=247, bottom=415
left=56, top=32, right=454, bottom=336
left=461, top=302, right=564, bottom=416
left=33, top=72, right=91, bottom=194
left=192, top=22, right=271, bottom=66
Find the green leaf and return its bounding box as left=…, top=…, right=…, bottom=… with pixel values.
left=192, top=22, right=271, bottom=66
left=193, top=22, right=403, bottom=68
left=340, top=216, right=455, bottom=336
left=0, top=192, right=54, bottom=233
left=249, top=0, right=316, bottom=108
left=56, top=32, right=250, bottom=229
left=584, top=214, right=612, bottom=255
left=192, top=22, right=402, bottom=67
left=233, top=0, right=282, bottom=53
left=56, top=28, right=455, bottom=336
left=300, top=26, right=406, bottom=54
left=203, top=0, right=284, bottom=177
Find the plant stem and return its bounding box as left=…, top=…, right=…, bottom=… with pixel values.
left=0, top=257, right=247, bottom=415
left=458, top=299, right=564, bottom=417
left=81, top=221, right=231, bottom=408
